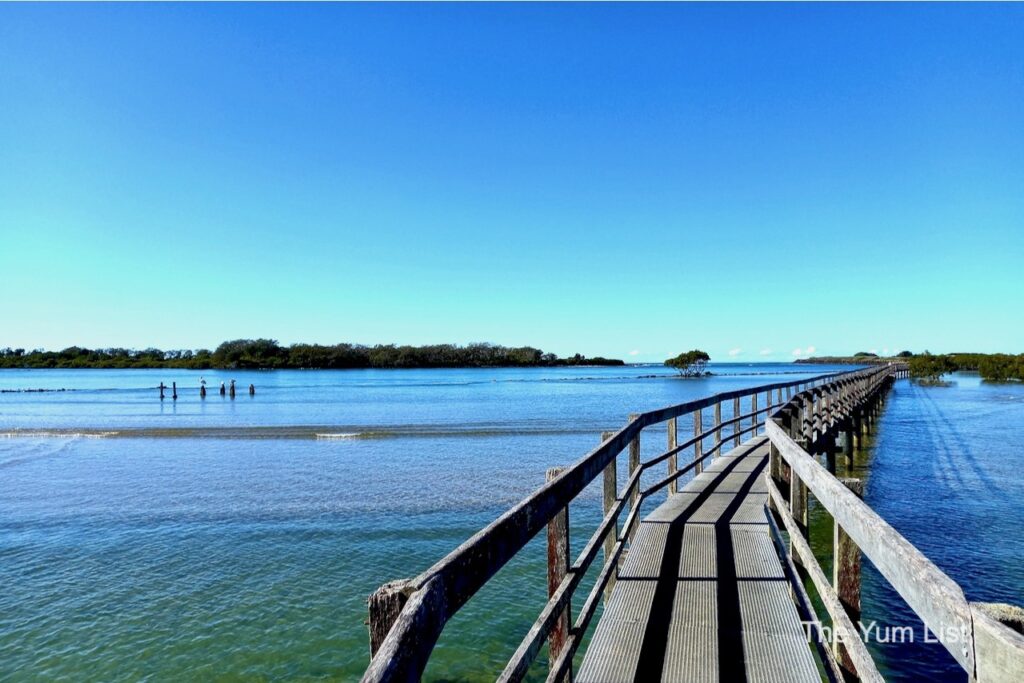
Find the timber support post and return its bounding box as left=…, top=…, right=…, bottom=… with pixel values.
left=368, top=579, right=415, bottom=657
left=789, top=470, right=808, bottom=567
left=752, top=392, right=759, bottom=436
left=601, top=432, right=618, bottom=602
left=667, top=418, right=677, bottom=495
left=628, top=414, right=640, bottom=541
left=733, top=397, right=741, bottom=447
left=546, top=466, right=570, bottom=675
left=693, top=408, right=703, bottom=474
left=713, top=401, right=722, bottom=457
left=834, top=477, right=864, bottom=676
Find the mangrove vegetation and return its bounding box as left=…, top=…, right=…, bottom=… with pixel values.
left=0, top=341, right=625, bottom=370
left=665, top=350, right=711, bottom=377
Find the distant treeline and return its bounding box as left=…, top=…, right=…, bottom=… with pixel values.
left=795, top=351, right=914, bottom=365
left=0, top=340, right=625, bottom=370
left=908, top=352, right=1024, bottom=382
left=798, top=351, right=1023, bottom=382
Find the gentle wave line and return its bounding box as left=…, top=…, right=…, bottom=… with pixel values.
left=0, top=424, right=608, bottom=441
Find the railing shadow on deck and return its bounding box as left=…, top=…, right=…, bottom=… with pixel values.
left=362, top=362, right=1024, bottom=682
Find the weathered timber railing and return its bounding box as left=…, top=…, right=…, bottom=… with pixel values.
left=765, top=364, right=1024, bottom=682
left=363, top=367, right=875, bottom=682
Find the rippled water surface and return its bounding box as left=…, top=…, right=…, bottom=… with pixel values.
left=1, top=366, right=1021, bottom=681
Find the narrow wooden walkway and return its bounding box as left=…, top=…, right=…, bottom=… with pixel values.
left=366, top=365, right=1024, bottom=683
left=577, top=436, right=820, bottom=683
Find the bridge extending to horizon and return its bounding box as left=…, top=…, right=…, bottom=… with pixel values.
left=362, top=363, right=1024, bottom=682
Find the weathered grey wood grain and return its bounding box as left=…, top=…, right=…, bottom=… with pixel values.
left=546, top=467, right=570, bottom=679
left=767, top=418, right=976, bottom=671
left=834, top=477, right=864, bottom=676
left=602, top=431, right=618, bottom=603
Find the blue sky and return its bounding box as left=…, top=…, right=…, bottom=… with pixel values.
left=1, top=3, right=1021, bottom=362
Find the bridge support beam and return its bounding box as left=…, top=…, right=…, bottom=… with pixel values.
left=843, top=420, right=855, bottom=466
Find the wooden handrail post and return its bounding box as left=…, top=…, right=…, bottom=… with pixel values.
left=768, top=440, right=781, bottom=515
left=546, top=466, right=570, bottom=676
left=732, top=397, right=741, bottom=447
left=628, top=414, right=640, bottom=541
left=601, top=432, right=618, bottom=603
left=713, top=401, right=722, bottom=457
left=368, top=579, right=415, bottom=657
left=834, top=477, right=864, bottom=676
left=666, top=418, right=677, bottom=495
left=693, top=408, right=703, bottom=474
left=790, top=470, right=808, bottom=568
left=751, top=392, right=759, bottom=436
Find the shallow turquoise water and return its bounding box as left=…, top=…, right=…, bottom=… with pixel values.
left=1, top=366, right=1020, bottom=680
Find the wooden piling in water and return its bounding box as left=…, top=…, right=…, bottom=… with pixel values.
left=172, top=382, right=177, bottom=400
left=159, top=382, right=165, bottom=400
left=546, top=466, right=570, bottom=676
left=367, top=579, right=414, bottom=657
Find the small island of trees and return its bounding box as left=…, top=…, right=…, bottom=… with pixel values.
left=0, top=341, right=625, bottom=370
left=665, top=350, right=711, bottom=377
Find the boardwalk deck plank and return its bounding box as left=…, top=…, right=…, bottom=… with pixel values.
left=577, top=436, right=821, bottom=683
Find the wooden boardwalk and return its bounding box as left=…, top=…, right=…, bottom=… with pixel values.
left=363, top=363, right=1024, bottom=683
left=578, top=436, right=819, bottom=683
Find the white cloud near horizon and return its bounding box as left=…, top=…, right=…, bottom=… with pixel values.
left=728, top=347, right=742, bottom=357
left=806, top=345, right=816, bottom=354
left=759, top=348, right=772, bottom=356
left=628, top=349, right=640, bottom=356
